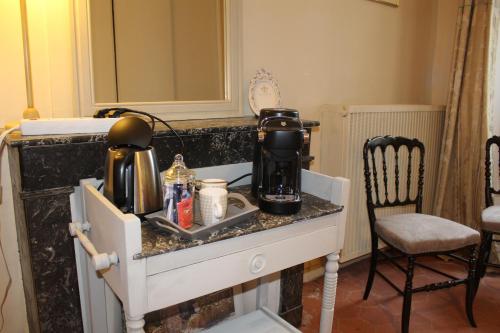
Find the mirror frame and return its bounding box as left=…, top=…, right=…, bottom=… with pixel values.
left=73, top=0, right=242, bottom=120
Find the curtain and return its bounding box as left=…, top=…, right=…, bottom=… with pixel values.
left=434, top=0, right=494, bottom=229
left=488, top=2, right=500, bottom=135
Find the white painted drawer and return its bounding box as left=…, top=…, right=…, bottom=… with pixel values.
left=146, top=224, right=337, bottom=312
left=145, top=213, right=339, bottom=275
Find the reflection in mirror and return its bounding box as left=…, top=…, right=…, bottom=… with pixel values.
left=89, top=0, right=225, bottom=103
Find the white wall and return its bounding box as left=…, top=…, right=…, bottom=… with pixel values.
left=0, top=1, right=29, bottom=331
left=0, top=0, right=78, bottom=123
left=0, top=0, right=28, bottom=128
left=242, top=0, right=455, bottom=170
left=0, top=0, right=78, bottom=122
left=0, top=7, right=461, bottom=208
left=2, top=0, right=458, bottom=124
left=431, top=0, right=461, bottom=106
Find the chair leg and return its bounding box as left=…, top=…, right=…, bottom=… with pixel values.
left=478, top=231, right=493, bottom=278
left=363, top=237, right=378, bottom=300
left=466, top=246, right=478, bottom=327
left=401, top=256, right=415, bottom=333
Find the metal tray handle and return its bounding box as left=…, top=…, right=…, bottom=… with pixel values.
left=227, top=192, right=254, bottom=209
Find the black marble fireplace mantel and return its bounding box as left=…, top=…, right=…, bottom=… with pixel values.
left=6, top=116, right=319, bottom=332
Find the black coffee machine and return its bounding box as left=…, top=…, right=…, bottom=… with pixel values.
left=251, top=108, right=309, bottom=215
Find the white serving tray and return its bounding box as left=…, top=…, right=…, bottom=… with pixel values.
left=202, top=307, right=300, bottom=333
left=145, top=192, right=258, bottom=240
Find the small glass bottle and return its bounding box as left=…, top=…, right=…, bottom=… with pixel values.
left=163, top=154, right=196, bottom=229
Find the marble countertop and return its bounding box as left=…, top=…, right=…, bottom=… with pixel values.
left=6, top=116, right=320, bottom=147
left=137, top=185, right=342, bottom=259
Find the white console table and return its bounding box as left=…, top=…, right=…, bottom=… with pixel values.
left=70, top=163, right=349, bottom=333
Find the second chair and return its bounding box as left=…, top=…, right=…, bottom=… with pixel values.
left=478, top=135, right=500, bottom=278
left=362, top=136, right=480, bottom=333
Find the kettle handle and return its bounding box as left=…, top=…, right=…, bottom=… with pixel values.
left=113, top=150, right=133, bottom=211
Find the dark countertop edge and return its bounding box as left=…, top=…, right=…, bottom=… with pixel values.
left=6, top=117, right=320, bottom=148
left=134, top=204, right=343, bottom=260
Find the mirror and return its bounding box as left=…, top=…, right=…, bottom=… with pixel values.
left=74, top=0, right=241, bottom=119
left=90, top=0, right=225, bottom=103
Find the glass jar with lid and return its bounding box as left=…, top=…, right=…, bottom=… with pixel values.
left=163, top=154, right=196, bottom=228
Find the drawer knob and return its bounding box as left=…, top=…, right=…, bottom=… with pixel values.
left=250, top=254, right=266, bottom=274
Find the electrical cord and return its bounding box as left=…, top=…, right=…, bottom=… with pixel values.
left=227, top=173, right=252, bottom=186
left=94, top=108, right=185, bottom=153
left=0, top=126, right=19, bottom=332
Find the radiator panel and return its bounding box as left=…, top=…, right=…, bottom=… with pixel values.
left=320, top=105, right=445, bottom=262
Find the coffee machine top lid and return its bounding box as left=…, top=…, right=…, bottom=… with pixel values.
left=259, top=108, right=299, bottom=122
left=108, top=116, right=152, bottom=149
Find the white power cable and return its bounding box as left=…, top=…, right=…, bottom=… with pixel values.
left=0, top=126, right=20, bottom=332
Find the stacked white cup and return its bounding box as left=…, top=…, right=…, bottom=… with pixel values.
left=199, top=179, right=228, bottom=225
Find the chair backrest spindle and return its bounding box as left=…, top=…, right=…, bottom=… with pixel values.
left=371, top=152, right=382, bottom=206
left=381, top=148, right=389, bottom=205
left=394, top=149, right=400, bottom=202
left=407, top=149, right=412, bottom=203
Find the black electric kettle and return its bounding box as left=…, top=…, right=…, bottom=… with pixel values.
left=103, top=117, right=162, bottom=215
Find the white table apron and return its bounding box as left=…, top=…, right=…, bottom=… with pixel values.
left=71, top=165, right=349, bottom=333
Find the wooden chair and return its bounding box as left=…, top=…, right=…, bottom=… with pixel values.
left=362, top=136, right=480, bottom=333
left=478, top=135, right=500, bottom=277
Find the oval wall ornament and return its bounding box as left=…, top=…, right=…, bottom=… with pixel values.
left=248, top=68, right=282, bottom=117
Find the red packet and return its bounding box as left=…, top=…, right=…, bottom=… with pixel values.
left=177, top=197, right=193, bottom=229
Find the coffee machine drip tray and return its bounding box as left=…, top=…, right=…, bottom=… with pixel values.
left=264, top=194, right=298, bottom=201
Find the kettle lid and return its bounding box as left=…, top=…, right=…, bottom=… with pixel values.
left=108, top=116, right=152, bottom=149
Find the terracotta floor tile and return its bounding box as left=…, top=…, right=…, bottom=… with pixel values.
left=300, top=256, right=500, bottom=332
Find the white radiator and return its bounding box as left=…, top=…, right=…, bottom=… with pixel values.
left=320, top=105, right=445, bottom=263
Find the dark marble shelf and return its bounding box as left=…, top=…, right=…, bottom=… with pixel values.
left=138, top=185, right=342, bottom=259
left=6, top=116, right=320, bottom=147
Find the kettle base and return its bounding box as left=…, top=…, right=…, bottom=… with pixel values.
left=258, top=197, right=302, bottom=215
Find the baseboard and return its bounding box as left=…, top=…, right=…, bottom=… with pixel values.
left=303, top=253, right=372, bottom=282
left=303, top=266, right=325, bottom=283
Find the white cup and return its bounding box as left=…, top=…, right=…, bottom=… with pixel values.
left=200, top=178, right=227, bottom=190
left=199, top=187, right=228, bottom=225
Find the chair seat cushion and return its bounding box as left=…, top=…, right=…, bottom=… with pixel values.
left=482, top=205, right=500, bottom=233
left=375, top=213, right=480, bottom=255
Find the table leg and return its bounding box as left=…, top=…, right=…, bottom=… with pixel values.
left=319, top=253, right=339, bottom=333
left=125, top=313, right=145, bottom=333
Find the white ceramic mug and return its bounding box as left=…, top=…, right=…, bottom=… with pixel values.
left=200, top=178, right=227, bottom=190
left=199, top=187, right=228, bottom=225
